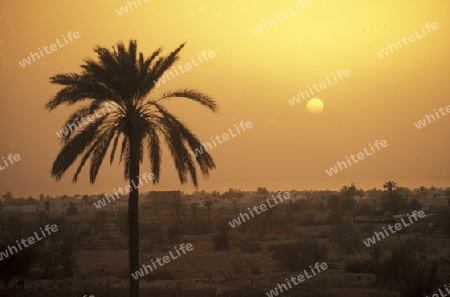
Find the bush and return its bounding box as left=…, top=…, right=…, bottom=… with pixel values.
left=0, top=243, right=38, bottom=287
left=329, top=222, right=361, bottom=257
left=374, top=240, right=439, bottom=297
left=213, top=222, right=230, bottom=251
left=271, top=239, right=327, bottom=272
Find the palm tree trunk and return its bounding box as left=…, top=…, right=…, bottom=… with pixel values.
left=129, top=134, right=140, bottom=297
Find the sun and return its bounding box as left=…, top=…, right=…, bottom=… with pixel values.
left=306, top=98, right=324, bottom=114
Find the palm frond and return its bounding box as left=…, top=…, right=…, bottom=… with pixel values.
left=51, top=117, right=106, bottom=180
left=155, top=88, right=218, bottom=112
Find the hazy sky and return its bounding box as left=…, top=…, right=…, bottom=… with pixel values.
left=1, top=0, right=449, bottom=197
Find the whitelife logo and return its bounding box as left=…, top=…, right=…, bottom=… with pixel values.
left=18, top=31, right=81, bottom=68
left=0, top=224, right=59, bottom=261
left=153, top=50, right=215, bottom=87
left=131, top=243, right=193, bottom=280
left=55, top=103, right=118, bottom=139
left=191, top=121, right=253, bottom=157
left=376, top=22, right=438, bottom=58
left=325, top=140, right=388, bottom=176
left=426, top=283, right=450, bottom=297
left=0, top=153, right=21, bottom=171
left=265, top=262, right=328, bottom=297
left=414, top=104, right=450, bottom=130
left=250, top=0, right=313, bottom=35
left=93, top=172, right=155, bottom=209
left=228, top=192, right=290, bottom=228
left=363, top=211, right=425, bottom=247
left=288, top=69, right=350, bottom=106
left=115, top=0, right=149, bottom=16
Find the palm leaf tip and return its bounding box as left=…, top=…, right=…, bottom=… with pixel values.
left=158, top=89, right=218, bottom=112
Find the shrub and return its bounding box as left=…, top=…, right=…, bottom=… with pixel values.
left=213, top=222, right=230, bottom=251
left=38, top=245, right=58, bottom=279
left=329, top=222, right=361, bottom=258
left=374, top=240, right=439, bottom=297
left=0, top=243, right=38, bottom=287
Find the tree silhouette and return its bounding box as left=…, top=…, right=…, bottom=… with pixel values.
left=213, top=221, right=231, bottom=251
left=327, top=195, right=340, bottom=215
left=82, top=195, right=90, bottom=212
left=329, top=222, right=361, bottom=258
left=366, top=244, right=385, bottom=282
left=383, top=241, right=439, bottom=297
left=256, top=187, right=268, bottom=195
left=383, top=181, right=397, bottom=192
left=58, top=228, right=79, bottom=278
left=46, top=40, right=217, bottom=297
left=382, top=181, right=405, bottom=214
left=0, top=243, right=38, bottom=287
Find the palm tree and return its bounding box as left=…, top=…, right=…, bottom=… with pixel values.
left=46, top=40, right=217, bottom=297
left=383, top=180, right=397, bottom=193
left=382, top=181, right=404, bottom=214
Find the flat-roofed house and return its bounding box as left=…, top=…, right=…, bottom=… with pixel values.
left=148, top=191, right=182, bottom=210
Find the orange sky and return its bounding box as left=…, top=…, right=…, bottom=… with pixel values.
left=1, top=0, right=450, bottom=197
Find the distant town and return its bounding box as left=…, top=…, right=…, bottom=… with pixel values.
left=1, top=185, right=448, bottom=219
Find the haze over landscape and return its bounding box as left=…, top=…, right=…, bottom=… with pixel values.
left=2, top=2, right=450, bottom=297
left=1, top=0, right=449, bottom=197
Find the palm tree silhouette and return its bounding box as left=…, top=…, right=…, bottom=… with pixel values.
left=383, top=180, right=397, bottom=193
left=45, top=40, right=217, bottom=297
left=382, top=180, right=404, bottom=214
